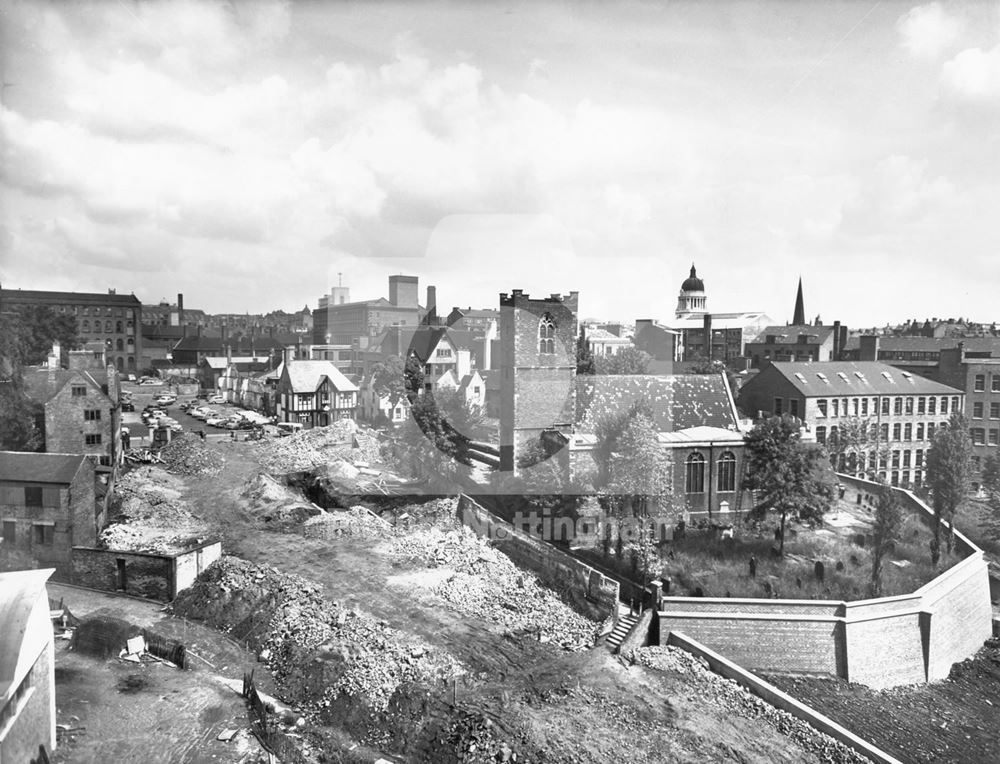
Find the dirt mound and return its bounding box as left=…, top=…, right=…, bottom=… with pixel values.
left=384, top=527, right=598, bottom=649
left=159, top=434, right=225, bottom=476
left=172, top=556, right=460, bottom=714
left=302, top=506, right=392, bottom=540
left=242, top=473, right=322, bottom=528
left=253, top=421, right=360, bottom=472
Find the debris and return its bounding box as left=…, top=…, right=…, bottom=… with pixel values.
left=126, top=635, right=146, bottom=655
left=217, top=729, right=238, bottom=741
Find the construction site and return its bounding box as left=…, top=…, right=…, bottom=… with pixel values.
left=56, top=404, right=884, bottom=764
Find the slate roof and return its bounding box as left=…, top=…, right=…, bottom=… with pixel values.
left=748, top=325, right=835, bottom=345
left=0, top=452, right=88, bottom=484
left=842, top=336, right=1000, bottom=354
left=760, top=362, right=965, bottom=396
left=282, top=360, right=358, bottom=393
left=1, top=288, right=141, bottom=306
left=670, top=312, right=771, bottom=330
left=173, top=335, right=287, bottom=354
left=23, top=368, right=112, bottom=404
left=574, top=374, right=738, bottom=434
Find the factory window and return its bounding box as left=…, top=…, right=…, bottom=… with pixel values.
left=973, top=402, right=984, bottom=419
left=974, top=374, right=986, bottom=392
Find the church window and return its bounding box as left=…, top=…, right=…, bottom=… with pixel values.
left=539, top=314, right=556, bottom=354
left=685, top=453, right=706, bottom=493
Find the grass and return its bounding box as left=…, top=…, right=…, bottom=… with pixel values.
left=582, top=500, right=966, bottom=601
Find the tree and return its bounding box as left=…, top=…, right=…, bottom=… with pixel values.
left=608, top=413, right=673, bottom=581
left=0, top=378, right=43, bottom=451
left=369, top=355, right=407, bottom=406
left=576, top=328, right=595, bottom=375
left=979, top=453, right=1000, bottom=543
left=592, top=399, right=653, bottom=488
left=826, top=416, right=890, bottom=478
left=742, top=416, right=836, bottom=554
left=594, top=346, right=651, bottom=375
left=869, top=486, right=904, bottom=597
left=397, top=393, right=472, bottom=492
left=924, top=412, right=973, bottom=563
left=0, top=305, right=80, bottom=367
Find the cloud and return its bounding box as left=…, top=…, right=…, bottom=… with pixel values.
left=897, top=3, right=963, bottom=59
left=942, top=43, right=1000, bottom=101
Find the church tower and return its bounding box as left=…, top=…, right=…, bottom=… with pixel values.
left=498, top=290, right=578, bottom=473
left=675, top=264, right=708, bottom=318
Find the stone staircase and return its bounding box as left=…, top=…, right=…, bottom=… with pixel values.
left=605, top=612, right=640, bottom=652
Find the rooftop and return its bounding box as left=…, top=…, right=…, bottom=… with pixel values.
left=0, top=452, right=89, bottom=484
left=1, top=287, right=141, bottom=306
left=749, top=325, right=835, bottom=345
left=760, top=361, right=965, bottom=396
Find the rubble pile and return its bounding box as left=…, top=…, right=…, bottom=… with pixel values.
left=253, top=420, right=360, bottom=472
left=302, top=506, right=392, bottom=540
left=242, top=473, right=322, bottom=528
left=384, top=527, right=597, bottom=649
left=158, top=434, right=225, bottom=476
left=633, top=647, right=870, bottom=763
left=172, top=556, right=459, bottom=714
left=102, top=466, right=210, bottom=553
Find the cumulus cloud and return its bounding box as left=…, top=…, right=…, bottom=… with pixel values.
left=942, top=43, right=1000, bottom=101
left=897, top=3, right=963, bottom=59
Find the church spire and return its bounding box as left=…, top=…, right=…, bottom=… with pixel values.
left=793, top=277, right=805, bottom=325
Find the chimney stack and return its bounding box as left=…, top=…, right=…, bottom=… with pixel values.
left=832, top=320, right=841, bottom=360
left=177, top=293, right=184, bottom=326
left=703, top=313, right=713, bottom=361
left=427, top=285, right=437, bottom=315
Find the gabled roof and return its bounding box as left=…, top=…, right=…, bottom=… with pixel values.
left=756, top=361, right=965, bottom=396
left=480, top=369, right=501, bottom=391
left=0, top=452, right=89, bottom=484
left=202, top=356, right=272, bottom=371
left=173, top=335, right=287, bottom=354
left=457, top=371, right=484, bottom=395
left=23, top=368, right=113, bottom=405
left=282, top=360, right=359, bottom=393
left=749, top=325, right=835, bottom=345
left=1, top=288, right=141, bottom=306
left=575, top=374, right=738, bottom=434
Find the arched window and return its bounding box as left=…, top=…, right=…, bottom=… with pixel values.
left=116, top=320, right=123, bottom=333
left=538, top=314, right=556, bottom=354
left=116, top=356, right=124, bottom=370
left=116, top=338, right=124, bottom=351
left=127, top=337, right=134, bottom=348
left=717, top=451, right=736, bottom=492
left=82, top=319, right=90, bottom=332
left=105, top=319, right=112, bottom=332
left=685, top=452, right=706, bottom=494
left=127, top=356, right=135, bottom=369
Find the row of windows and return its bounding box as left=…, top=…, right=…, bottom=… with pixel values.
left=972, top=374, right=1000, bottom=393
left=815, top=395, right=960, bottom=418
left=0, top=519, right=56, bottom=545
left=970, top=428, right=1000, bottom=446
left=832, top=449, right=926, bottom=471
left=684, top=452, right=737, bottom=494
left=53, top=305, right=137, bottom=319
left=79, top=319, right=134, bottom=333
left=816, top=422, right=948, bottom=444
left=971, top=402, right=1000, bottom=419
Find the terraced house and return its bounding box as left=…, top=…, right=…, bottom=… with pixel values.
left=737, top=361, right=966, bottom=488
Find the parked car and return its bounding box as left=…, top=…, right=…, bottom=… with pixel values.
left=154, top=395, right=177, bottom=405
left=208, top=395, right=226, bottom=404
left=120, top=401, right=135, bottom=412
left=275, top=422, right=303, bottom=437
left=206, top=416, right=229, bottom=427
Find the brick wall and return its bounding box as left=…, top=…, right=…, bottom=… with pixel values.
left=44, top=374, right=118, bottom=467
left=71, top=548, right=174, bottom=601
left=656, top=476, right=993, bottom=689
left=458, top=495, right=618, bottom=622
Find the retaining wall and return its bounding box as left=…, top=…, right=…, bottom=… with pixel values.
left=458, top=495, right=619, bottom=622
left=657, top=476, right=993, bottom=688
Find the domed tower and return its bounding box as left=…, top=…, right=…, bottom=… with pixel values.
left=675, top=263, right=708, bottom=318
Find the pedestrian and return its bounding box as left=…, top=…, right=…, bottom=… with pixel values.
left=749, top=555, right=757, bottom=579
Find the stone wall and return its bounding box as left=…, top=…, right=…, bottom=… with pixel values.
left=0, top=641, right=55, bottom=764
left=656, top=475, right=993, bottom=689
left=458, top=495, right=619, bottom=622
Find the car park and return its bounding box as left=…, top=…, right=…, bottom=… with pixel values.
left=208, top=395, right=226, bottom=404
left=206, top=416, right=229, bottom=427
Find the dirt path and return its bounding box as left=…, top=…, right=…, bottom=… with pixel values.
left=168, top=440, right=862, bottom=762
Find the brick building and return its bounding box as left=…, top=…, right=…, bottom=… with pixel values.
left=0, top=453, right=99, bottom=579
left=0, top=569, right=57, bottom=763
left=498, top=290, right=579, bottom=472
left=737, top=361, right=965, bottom=487
left=633, top=320, right=682, bottom=373
left=23, top=365, right=123, bottom=475
left=846, top=336, right=1000, bottom=484
left=312, top=275, right=427, bottom=345
left=744, top=322, right=845, bottom=368
left=0, top=286, right=143, bottom=372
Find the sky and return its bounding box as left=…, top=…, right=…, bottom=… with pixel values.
left=0, top=0, right=998, bottom=328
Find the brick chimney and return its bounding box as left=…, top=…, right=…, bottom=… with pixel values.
left=177, top=293, right=184, bottom=326
left=859, top=335, right=879, bottom=361
left=703, top=313, right=713, bottom=361
left=832, top=321, right=841, bottom=360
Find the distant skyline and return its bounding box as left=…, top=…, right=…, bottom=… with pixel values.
left=1, top=1, right=998, bottom=327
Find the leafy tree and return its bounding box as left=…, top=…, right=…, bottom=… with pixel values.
left=576, top=328, right=595, bottom=375
left=925, top=412, right=973, bottom=562
left=0, top=378, right=44, bottom=451
left=369, top=355, right=407, bottom=406
left=869, top=486, right=904, bottom=597
left=826, top=417, right=890, bottom=477
left=0, top=305, right=80, bottom=366
left=403, top=352, right=425, bottom=398
left=592, top=398, right=653, bottom=488
left=742, top=416, right=836, bottom=554
left=397, top=393, right=472, bottom=492
left=594, top=346, right=651, bottom=375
